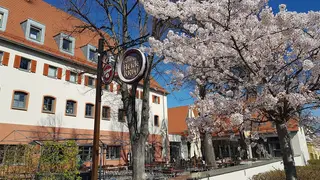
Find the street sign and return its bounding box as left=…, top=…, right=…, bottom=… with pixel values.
left=102, top=64, right=114, bottom=84
left=117, top=48, right=147, bottom=84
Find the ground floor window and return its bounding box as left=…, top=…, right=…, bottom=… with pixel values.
left=0, top=145, right=25, bottom=165
left=106, top=146, right=121, bottom=160
left=79, top=146, right=92, bottom=162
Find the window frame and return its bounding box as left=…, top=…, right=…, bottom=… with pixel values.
left=88, top=77, right=95, bottom=87
left=48, top=65, right=57, bottom=78
left=69, top=71, right=77, bottom=83
left=55, top=33, right=75, bottom=56
left=22, top=19, right=46, bottom=44
left=78, top=146, right=93, bottom=162
left=152, top=95, right=160, bottom=104
left=42, top=96, right=56, bottom=114
left=0, top=145, right=26, bottom=165
left=106, top=145, right=121, bottom=160
left=19, top=57, right=31, bottom=71
left=81, top=44, right=97, bottom=63
left=65, top=100, right=77, bottom=117
left=102, top=106, right=111, bottom=120
left=85, top=103, right=95, bottom=118
left=0, top=7, right=9, bottom=32
left=154, top=115, right=160, bottom=127
left=11, top=90, right=29, bottom=111
left=118, top=109, right=126, bottom=122
left=0, top=51, right=3, bottom=65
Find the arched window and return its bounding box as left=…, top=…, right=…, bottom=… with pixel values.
left=66, top=100, right=77, bottom=116
left=12, top=91, right=29, bottom=110
left=42, top=96, right=56, bottom=113
left=85, top=103, right=94, bottom=118
left=154, top=115, right=159, bottom=127
left=102, top=106, right=110, bottom=120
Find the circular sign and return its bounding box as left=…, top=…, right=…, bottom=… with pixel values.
left=117, top=48, right=147, bottom=84
left=102, top=64, right=114, bottom=84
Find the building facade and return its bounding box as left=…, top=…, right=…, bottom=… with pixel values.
left=0, top=0, right=169, bottom=166
left=168, top=106, right=310, bottom=165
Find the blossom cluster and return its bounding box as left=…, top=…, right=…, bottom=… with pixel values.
left=142, top=0, right=320, bottom=139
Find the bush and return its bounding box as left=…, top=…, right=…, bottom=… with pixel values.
left=252, top=165, right=320, bottom=180
left=308, top=159, right=320, bottom=166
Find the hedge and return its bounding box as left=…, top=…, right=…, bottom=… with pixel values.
left=252, top=160, right=320, bottom=180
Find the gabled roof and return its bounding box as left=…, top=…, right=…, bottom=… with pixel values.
left=0, top=0, right=107, bottom=67
left=0, top=0, right=167, bottom=94
left=168, top=106, right=189, bottom=135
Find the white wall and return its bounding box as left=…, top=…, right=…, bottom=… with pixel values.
left=0, top=41, right=167, bottom=135
left=200, top=156, right=305, bottom=180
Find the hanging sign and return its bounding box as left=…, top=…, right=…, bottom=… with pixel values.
left=102, top=64, right=114, bottom=84
left=117, top=48, right=147, bottom=84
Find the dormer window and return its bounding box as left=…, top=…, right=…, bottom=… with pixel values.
left=29, top=26, right=41, bottom=41
left=0, top=7, right=9, bottom=32
left=21, top=19, right=46, bottom=44
left=81, top=44, right=97, bottom=63
left=54, top=33, right=75, bottom=56
left=62, top=38, right=72, bottom=52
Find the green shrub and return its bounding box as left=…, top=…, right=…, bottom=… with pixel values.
left=252, top=165, right=320, bottom=180
left=308, top=159, right=320, bottom=166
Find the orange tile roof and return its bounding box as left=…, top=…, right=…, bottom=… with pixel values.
left=0, top=0, right=167, bottom=94
left=168, top=106, right=189, bottom=135
left=168, top=105, right=299, bottom=137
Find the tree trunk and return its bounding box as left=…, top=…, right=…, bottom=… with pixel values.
left=239, top=130, right=248, bottom=160
left=203, top=132, right=217, bottom=168
left=132, top=136, right=147, bottom=180
left=276, top=122, right=297, bottom=180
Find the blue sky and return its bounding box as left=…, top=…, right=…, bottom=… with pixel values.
left=45, top=0, right=320, bottom=110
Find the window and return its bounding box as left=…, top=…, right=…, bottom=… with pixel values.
left=19, top=57, right=31, bottom=71
left=106, top=146, right=121, bottom=160
left=88, top=77, right=95, bottom=87
left=79, top=146, right=92, bottom=161
left=152, top=95, right=160, bottom=104
left=29, top=26, right=41, bottom=41
left=102, top=106, right=110, bottom=120
left=43, top=96, right=56, bottom=113
left=12, top=91, right=28, bottom=110
left=0, top=7, right=8, bottom=31
left=62, top=38, right=72, bottom=52
left=118, top=109, right=126, bottom=122
left=81, top=44, right=97, bottom=62
left=21, top=19, right=45, bottom=44
left=85, top=104, right=94, bottom=118
left=66, top=100, right=77, bottom=116
left=0, top=145, right=25, bottom=165
left=104, top=84, right=109, bottom=91
left=54, top=33, right=75, bottom=55
left=0, top=51, right=3, bottom=64
left=69, top=72, right=77, bottom=83
left=154, top=115, right=159, bottom=127
left=89, top=49, right=97, bottom=62
left=48, top=66, right=57, bottom=78
left=0, top=13, right=3, bottom=28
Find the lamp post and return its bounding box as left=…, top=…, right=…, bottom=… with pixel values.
left=91, top=38, right=104, bottom=180
left=90, top=34, right=149, bottom=180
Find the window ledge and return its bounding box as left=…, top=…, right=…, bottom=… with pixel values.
left=85, top=116, right=94, bottom=119
left=11, top=107, right=27, bottom=111
left=102, top=118, right=110, bottom=121
left=18, top=68, right=31, bottom=73
left=47, top=76, right=58, bottom=80
left=67, top=81, right=77, bottom=84
left=42, top=111, right=55, bottom=114
left=66, top=114, right=76, bottom=117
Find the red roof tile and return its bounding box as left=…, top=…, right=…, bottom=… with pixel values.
left=0, top=0, right=166, bottom=93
